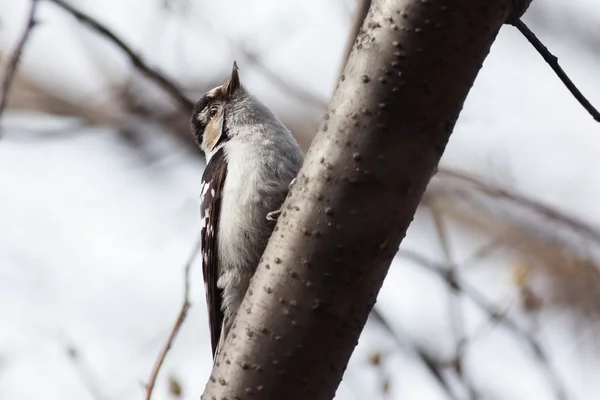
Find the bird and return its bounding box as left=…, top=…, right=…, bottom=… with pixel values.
left=190, top=62, right=304, bottom=358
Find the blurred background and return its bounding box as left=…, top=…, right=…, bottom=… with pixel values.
left=1, top=0, right=600, bottom=399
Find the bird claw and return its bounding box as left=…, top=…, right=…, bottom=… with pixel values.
left=266, top=178, right=298, bottom=222
left=266, top=209, right=281, bottom=222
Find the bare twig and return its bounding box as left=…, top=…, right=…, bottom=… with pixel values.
left=370, top=308, right=459, bottom=400
left=428, top=204, right=473, bottom=397
left=429, top=169, right=600, bottom=326
left=48, top=0, right=194, bottom=113
left=190, top=12, right=327, bottom=112
left=435, top=169, right=600, bottom=247
left=460, top=232, right=508, bottom=267
left=428, top=206, right=463, bottom=337
left=145, top=236, right=201, bottom=400
left=397, top=249, right=570, bottom=400
left=202, top=0, right=523, bottom=396
left=0, top=0, right=41, bottom=120
left=237, top=48, right=327, bottom=111
left=512, top=19, right=600, bottom=123
left=145, top=300, right=190, bottom=399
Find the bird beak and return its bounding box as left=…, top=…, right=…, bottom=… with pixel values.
left=224, top=61, right=240, bottom=97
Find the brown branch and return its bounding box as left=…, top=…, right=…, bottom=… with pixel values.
left=436, top=168, right=600, bottom=247
left=429, top=169, right=600, bottom=327
left=48, top=0, right=194, bottom=113
left=0, top=0, right=41, bottom=120
left=512, top=19, right=600, bottom=123
left=145, top=236, right=201, bottom=400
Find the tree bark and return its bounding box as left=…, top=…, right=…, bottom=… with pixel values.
left=339, top=0, right=372, bottom=77
left=202, top=0, right=531, bottom=399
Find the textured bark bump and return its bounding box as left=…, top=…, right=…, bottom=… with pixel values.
left=202, top=0, right=524, bottom=399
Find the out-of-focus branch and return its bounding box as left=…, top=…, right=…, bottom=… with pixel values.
left=145, top=236, right=201, bottom=400
left=370, top=308, right=459, bottom=400
left=0, top=0, right=41, bottom=120
left=191, top=12, right=327, bottom=113
left=512, top=19, right=600, bottom=123
left=145, top=297, right=190, bottom=400
left=48, top=0, right=194, bottom=113
left=428, top=168, right=600, bottom=326
left=397, top=249, right=569, bottom=400
left=6, top=1, right=322, bottom=154
left=428, top=204, right=471, bottom=395
left=239, top=48, right=327, bottom=111
left=434, top=169, right=600, bottom=246
left=64, top=342, right=110, bottom=400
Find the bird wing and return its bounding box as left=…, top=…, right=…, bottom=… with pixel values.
left=200, top=148, right=228, bottom=358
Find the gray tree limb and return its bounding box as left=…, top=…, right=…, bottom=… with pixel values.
left=202, top=0, right=532, bottom=399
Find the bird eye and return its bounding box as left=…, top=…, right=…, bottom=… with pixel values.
left=209, top=107, right=218, bottom=118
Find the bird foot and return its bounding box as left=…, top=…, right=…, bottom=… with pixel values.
left=266, top=178, right=298, bottom=222
left=266, top=209, right=281, bottom=222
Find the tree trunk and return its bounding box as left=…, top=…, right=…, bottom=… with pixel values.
left=202, top=0, right=531, bottom=399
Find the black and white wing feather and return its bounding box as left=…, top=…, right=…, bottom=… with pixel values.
left=200, top=148, right=228, bottom=357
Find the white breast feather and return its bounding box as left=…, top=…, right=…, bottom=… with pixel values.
left=215, top=128, right=303, bottom=322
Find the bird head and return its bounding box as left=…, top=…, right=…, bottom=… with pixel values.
left=190, top=61, right=248, bottom=155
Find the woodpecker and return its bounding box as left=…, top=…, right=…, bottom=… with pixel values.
left=190, top=62, right=304, bottom=357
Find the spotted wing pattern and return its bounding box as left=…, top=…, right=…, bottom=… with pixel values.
left=200, top=148, right=228, bottom=357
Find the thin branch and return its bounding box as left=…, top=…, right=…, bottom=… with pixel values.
left=460, top=232, right=508, bottom=268
left=436, top=168, right=600, bottom=246
left=190, top=12, right=327, bottom=112
left=145, top=235, right=202, bottom=400
left=428, top=205, right=464, bottom=341
left=48, top=0, right=194, bottom=113
left=397, top=249, right=570, bottom=400
left=0, top=0, right=41, bottom=120
left=144, top=299, right=190, bottom=399
left=428, top=204, right=473, bottom=398
left=370, top=308, right=459, bottom=400
left=512, top=19, right=600, bottom=123
left=240, top=48, right=327, bottom=111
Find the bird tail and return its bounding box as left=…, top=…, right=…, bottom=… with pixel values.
left=213, top=321, right=227, bottom=361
